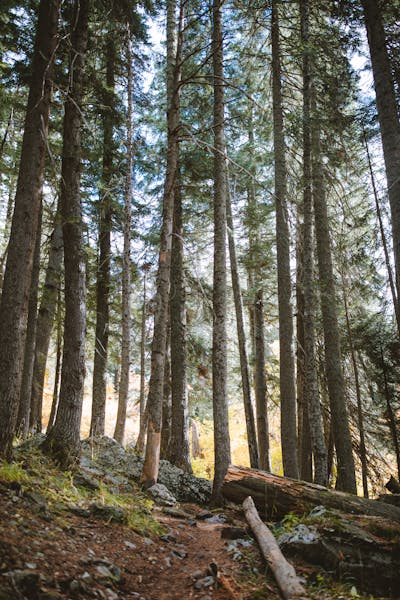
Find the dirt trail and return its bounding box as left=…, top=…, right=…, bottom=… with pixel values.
left=0, top=481, right=272, bottom=599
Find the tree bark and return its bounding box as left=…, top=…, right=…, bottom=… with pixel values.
left=362, top=0, right=400, bottom=304
left=254, top=289, right=270, bottom=472
left=243, top=497, right=307, bottom=599
left=271, top=0, right=299, bottom=480
left=114, top=30, right=133, bottom=446
left=300, top=0, right=327, bottom=486
left=141, top=0, right=181, bottom=486
left=0, top=0, right=60, bottom=460
left=296, top=221, right=312, bottom=482
left=46, top=288, right=62, bottom=432
left=168, top=169, right=192, bottom=472
left=223, top=465, right=400, bottom=521
left=135, top=265, right=149, bottom=454
left=42, top=0, right=89, bottom=468
left=210, top=0, right=231, bottom=506
left=161, top=342, right=172, bottom=458
left=226, top=182, right=258, bottom=469
left=190, top=418, right=202, bottom=459
left=30, top=215, right=63, bottom=433
left=16, top=199, right=42, bottom=439
left=312, top=123, right=356, bottom=494
left=91, top=33, right=115, bottom=438
left=342, top=279, right=369, bottom=497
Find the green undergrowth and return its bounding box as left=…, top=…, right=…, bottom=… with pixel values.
left=0, top=446, right=163, bottom=537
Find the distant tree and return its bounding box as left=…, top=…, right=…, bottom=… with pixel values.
left=312, top=119, right=356, bottom=494
left=226, top=183, right=259, bottom=469
left=30, top=214, right=63, bottom=433
left=90, top=32, right=116, bottom=439
left=16, top=199, right=42, bottom=439
left=114, top=30, right=134, bottom=446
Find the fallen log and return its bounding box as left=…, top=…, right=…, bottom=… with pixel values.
left=243, top=497, right=308, bottom=599
left=222, top=465, right=400, bottom=521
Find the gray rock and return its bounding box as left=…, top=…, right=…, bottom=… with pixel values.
left=194, top=576, right=215, bottom=590
left=94, top=561, right=122, bottom=583
left=89, top=502, right=126, bottom=523
left=79, top=436, right=211, bottom=503
left=204, top=514, right=226, bottom=524
left=68, top=505, right=91, bottom=518
left=73, top=472, right=100, bottom=491
left=278, top=524, right=320, bottom=546
left=147, top=483, right=177, bottom=506
left=143, top=537, right=155, bottom=546
left=81, top=571, right=93, bottom=584
left=191, top=570, right=204, bottom=580
left=81, top=437, right=127, bottom=471
left=69, top=580, right=80, bottom=592
left=171, top=548, right=187, bottom=559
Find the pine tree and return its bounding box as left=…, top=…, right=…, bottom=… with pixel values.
left=271, top=0, right=299, bottom=479
left=210, top=0, right=231, bottom=505
left=42, top=0, right=89, bottom=468
left=0, top=0, right=60, bottom=459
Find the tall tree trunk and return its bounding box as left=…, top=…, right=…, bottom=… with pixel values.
left=141, top=0, right=181, bottom=486
left=91, top=34, right=115, bottom=437
left=161, top=344, right=171, bottom=458
left=16, top=200, right=42, bottom=439
left=363, top=131, right=400, bottom=336
left=0, top=108, right=13, bottom=164
left=342, top=278, right=369, bottom=497
left=47, top=289, right=62, bottom=432
left=0, top=0, right=60, bottom=460
left=0, top=168, right=16, bottom=292
left=211, top=0, right=231, bottom=505
left=114, top=30, right=133, bottom=446
left=226, top=182, right=259, bottom=469
left=254, top=289, right=270, bottom=472
left=245, top=123, right=268, bottom=472
left=312, top=122, right=356, bottom=494
left=296, top=221, right=313, bottom=482
left=190, top=418, right=202, bottom=459
left=42, top=0, right=89, bottom=468
left=271, top=0, right=298, bottom=480
left=362, top=0, right=400, bottom=303
left=135, top=265, right=149, bottom=454
left=30, top=215, right=63, bottom=433
left=168, top=170, right=192, bottom=472
left=300, top=0, right=327, bottom=486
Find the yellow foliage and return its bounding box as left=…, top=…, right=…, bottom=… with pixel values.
left=191, top=404, right=283, bottom=479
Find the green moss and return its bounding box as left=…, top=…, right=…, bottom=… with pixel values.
left=7, top=445, right=165, bottom=538
left=0, top=461, right=30, bottom=484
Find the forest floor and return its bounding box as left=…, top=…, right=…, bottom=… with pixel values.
left=0, top=439, right=393, bottom=600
